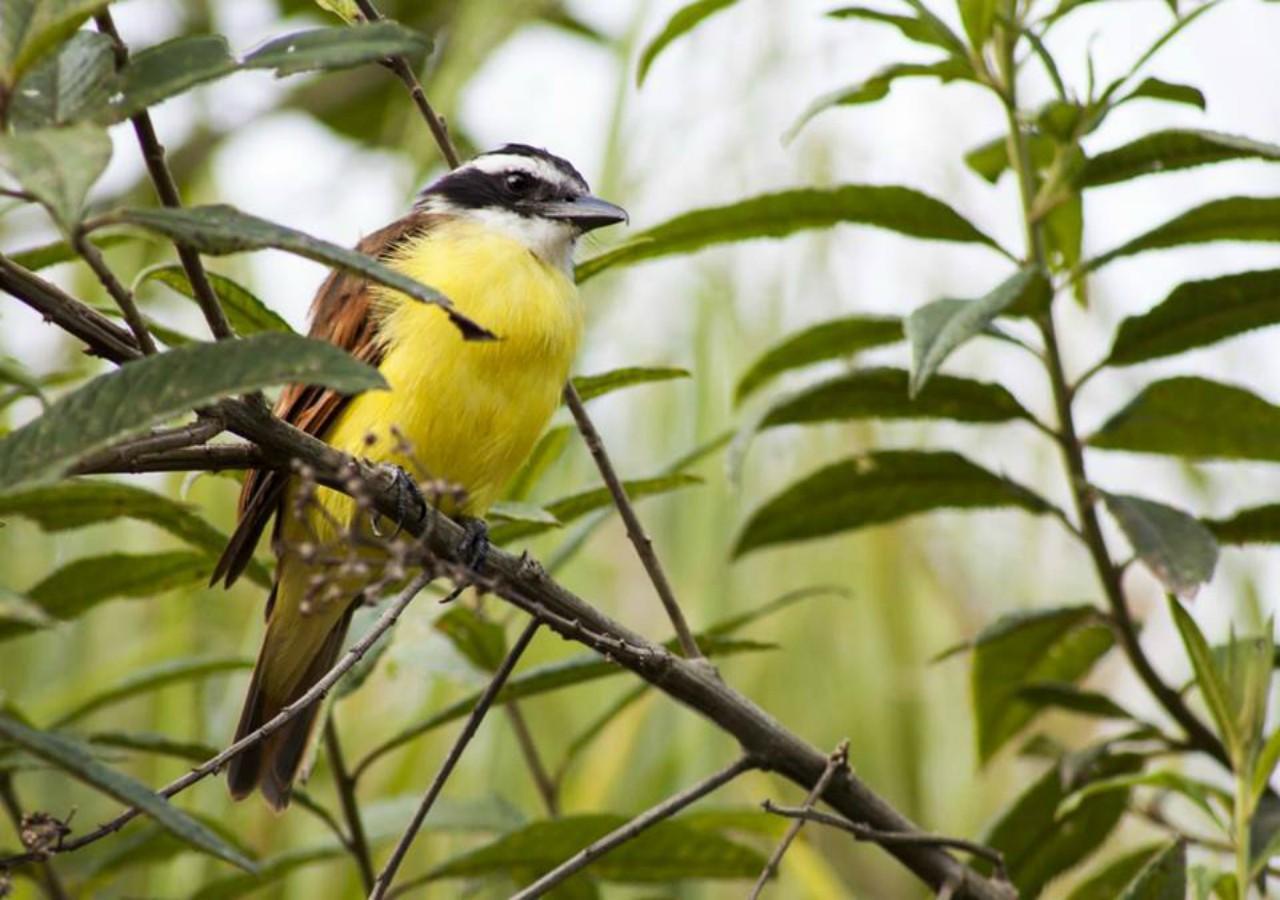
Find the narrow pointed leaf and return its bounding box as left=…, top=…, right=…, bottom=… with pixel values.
left=735, top=314, right=901, bottom=404
left=1205, top=504, right=1280, bottom=546
left=1168, top=597, right=1241, bottom=764
left=635, top=0, right=740, bottom=86
left=576, top=185, right=1003, bottom=282
left=1089, top=376, right=1280, bottom=461
left=0, top=332, right=386, bottom=491
left=504, top=425, right=574, bottom=502
left=104, top=35, right=238, bottom=121
left=491, top=474, right=701, bottom=543
left=487, top=501, right=560, bottom=527
left=1083, top=130, right=1280, bottom=188
left=571, top=366, right=689, bottom=402
left=136, top=264, right=293, bottom=335
left=9, top=31, right=114, bottom=128
left=1066, top=845, right=1171, bottom=900
left=957, top=0, right=998, bottom=48
left=241, top=22, right=430, bottom=76
left=1117, top=840, right=1186, bottom=899
left=8, top=232, right=140, bottom=271
left=784, top=60, right=969, bottom=142
left=972, top=607, right=1114, bottom=762
left=1124, top=77, right=1205, bottom=110
left=1086, top=197, right=1280, bottom=272
left=51, top=656, right=252, bottom=726
left=1017, top=681, right=1132, bottom=720
left=26, top=551, right=211, bottom=621
left=1102, top=492, right=1218, bottom=599
left=1107, top=269, right=1280, bottom=364
left=0, top=0, right=107, bottom=84
left=87, top=731, right=220, bottom=764
left=0, top=123, right=110, bottom=231
left=733, top=450, right=1050, bottom=557
left=906, top=267, right=1047, bottom=396
left=117, top=204, right=489, bottom=338
left=0, top=713, right=255, bottom=870
left=0, top=479, right=270, bottom=586
left=435, top=607, right=507, bottom=673
left=963, top=132, right=1055, bottom=184
left=754, top=367, right=1028, bottom=432
left=0, top=588, right=53, bottom=642
left=827, top=6, right=966, bottom=54
left=1064, top=772, right=1228, bottom=827
left=423, top=814, right=764, bottom=883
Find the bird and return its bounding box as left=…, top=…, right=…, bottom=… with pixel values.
left=212, top=144, right=627, bottom=810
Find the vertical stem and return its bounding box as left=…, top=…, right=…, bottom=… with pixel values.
left=324, top=716, right=376, bottom=893
left=503, top=701, right=560, bottom=817
left=0, top=775, right=68, bottom=900
left=1236, top=773, right=1253, bottom=900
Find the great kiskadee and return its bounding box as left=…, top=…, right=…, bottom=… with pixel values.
left=212, top=144, right=627, bottom=809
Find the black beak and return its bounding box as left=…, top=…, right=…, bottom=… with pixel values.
left=531, top=194, right=629, bottom=232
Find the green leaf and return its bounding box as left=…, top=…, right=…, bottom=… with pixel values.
left=1215, top=630, right=1273, bottom=767
left=105, top=35, right=237, bottom=121
left=25, top=551, right=211, bottom=622
left=985, top=752, right=1143, bottom=898
left=827, top=6, right=966, bottom=54
left=1249, top=793, right=1280, bottom=878
left=971, top=607, right=1114, bottom=762
left=1252, top=726, right=1280, bottom=805
left=1017, top=681, right=1132, bottom=721
left=434, top=607, right=507, bottom=673
left=733, top=450, right=1050, bottom=557
left=957, top=0, right=998, bottom=48
left=905, top=267, right=1048, bottom=396
left=1085, top=196, right=1280, bottom=272
left=735, top=314, right=901, bottom=404
left=784, top=60, right=969, bottom=142
left=1106, top=269, right=1280, bottom=365
left=488, top=501, right=560, bottom=527
left=576, top=185, right=1003, bottom=283
left=423, top=814, right=764, bottom=884
left=241, top=22, right=430, bottom=76
left=0, top=0, right=107, bottom=85
left=87, top=731, right=220, bottom=764
left=0, top=123, right=110, bottom=231
left=117, top=204, right=489, bottom=339
left=0, top=713, right=254, bottom=870
left=9, top=31, right=114, bottom=129
left=7, top=231, right=140, bottom=270
left=635, top=0, right=740, bottom=86
left=135, top=264, right=293, bottom=335
left=963, top=132, right=1055, bottom=184
left=1206, top=504, right=1280, bottom=546
left=0, top=587, right=53, bottom=641
left=51, top=656, right=252, bottom=727
left=189, top=846, right=338, bottom=900
left=491, top=474, right=701, bottom=544
left=0, top=332, right=386, bottom=491
left=1124, top=77, right=1205, bottom=111
left=1066, top=844, right=1170, bottom=900
left=504, top=425, right=573, bottom=502
left=1118, top=840, right=1187, bottom=900
left=1169, top=596, right=1241, bottom=765
left=1083, top=130, right=1280, bottom=188
left=571, top=366, right=689, bottom=403
left=0, top=479, right=271, bottom=587
left=1064, top=772, right=1228, bottom=828
left=1101, top=492, right=1218, bottom=599
left=1089, top=376, right=1280, bottom=462
left=758, top=367, right=1028, bottom=431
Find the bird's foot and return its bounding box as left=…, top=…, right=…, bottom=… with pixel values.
left=372, top=463, right=427, bottom=539
left=457, top=516, right=490, bottom=573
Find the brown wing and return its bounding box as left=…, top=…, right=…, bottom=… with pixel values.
left=211, top=212, right=437, bottom=590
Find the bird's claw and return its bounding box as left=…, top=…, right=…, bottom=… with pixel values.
left=372, top=463, right=427, bottom=539
left=457, top=516, right=490, bottom=573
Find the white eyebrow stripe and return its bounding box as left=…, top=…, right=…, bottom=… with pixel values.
left=468, top=154, right=582, bottom=191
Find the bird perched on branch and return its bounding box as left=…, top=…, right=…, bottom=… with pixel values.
left=212, top=144, right=627, bottom=809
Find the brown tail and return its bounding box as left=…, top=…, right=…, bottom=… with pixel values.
left=227, top=604, right=355, bottom=811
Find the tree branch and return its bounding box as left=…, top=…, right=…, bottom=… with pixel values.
left=369, top=617, right=543, bottom=900
left=507, top=756, right=756, bottom=900
left=69, top=418, right=226, bottom=475
left=324, top=718, right=376, bottom=893
left=93, top=8, right=235, bottom=342
left=71, top=230, right=157, bottom=355
left=749, top=739, right=849, bottom=899
left=503, top=699, right=560, bottom=818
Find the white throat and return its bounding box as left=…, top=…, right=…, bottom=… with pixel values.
left=449, top=205, right=580, bottom=275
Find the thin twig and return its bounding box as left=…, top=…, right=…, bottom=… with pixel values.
left=70, top=418, right=226, bottom=474
left=509, top=756, right=756, bottom=900
left=762, top=802, right=1011, bottom=887
left=0, top=572, right=434, bottom=869
left=0, top=187, right=35, bottom=203
left=351, top=0, right=459, bottom=168
left=749, top=739, right=849, bottom=898
left=369, top=617, right=542, bottom=900
left=324, top=717, right=376, bottom=893
left=77, top=441, right=265, bottom=474
left=94, top=9, right=234, bottom=341
left=0, top=775, right=68, bottom=900
left=503, top=700, right=560, bottom=818
left=563, top=383, right=702, bottom=659
left=71, top=230, right=157, bottom=355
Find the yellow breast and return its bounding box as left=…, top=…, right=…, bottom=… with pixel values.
left=314, top=219, right=582, bottom=532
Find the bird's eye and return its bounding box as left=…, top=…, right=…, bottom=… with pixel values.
left=505, top=172, right=534, bottom=194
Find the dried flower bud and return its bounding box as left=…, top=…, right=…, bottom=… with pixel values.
left=20, top=812, right=70, bottom=857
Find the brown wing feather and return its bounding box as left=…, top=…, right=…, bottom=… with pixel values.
left=211, top=213, right=437, bottom=590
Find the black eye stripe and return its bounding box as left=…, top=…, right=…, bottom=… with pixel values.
left=421, top=166, right=566, bottom=213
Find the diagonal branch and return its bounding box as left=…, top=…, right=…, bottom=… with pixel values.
left=368, top=617, right=542, bottom=900
left=508, top=756, right=756, bottom=900
left=93, top=8, right=235, bottom=342
left=71, top=231, right=157, bottom=355
left=749, top=738, right=849, bottom=898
